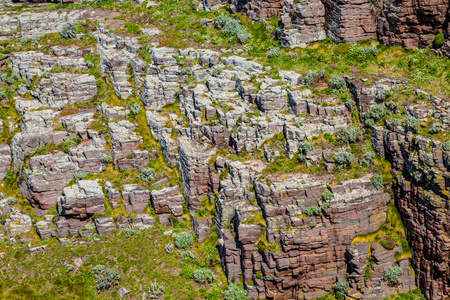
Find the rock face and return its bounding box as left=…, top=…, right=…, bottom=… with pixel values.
left=109, top=120, right=149, bottom=171
left=151, top=185, right=184, bottom=217
left=230, top=0, right=284, bottom=20
left=0, top=145, right=11, bottom=181
left=31, top=73, right=97, bottom=108
left=57, top=180, right=105, bottom=219
left=377, top=0, right=450, bottom=48
left=323, top=0, right=377, bottom=43
left=280, top=0, right=327, bottom=48
left=121, top=184, right=150, bottom=212
left=5, top=210, right=32, bottom=238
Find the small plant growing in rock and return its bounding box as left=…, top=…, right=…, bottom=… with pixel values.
left=148, top=281, right=165, bottom=299
left=187, top=82, right=196, bottom=89
left=60, top=22, right=77, bottom=39
left=102, top=154, right=113, bottom=164
left=268, top=47, right=281, bottom=58
left=376, top=88, right=392, bottom=102
left=434, top=33, right=446, bottom=48
left=165, top=243, right=174, bottom=253
left=175, top=232, right=193, bottom=249
left=212, top=67, right=223, bottom=77
left=193, top=268, right=215, bottom=284
left=329, top=75, right=346, bottom=93
left=294, top=119, right=303, bottom=128
left=290, top=53, right=298, bottom=59
left=5, top=197, right=17, bottom=206
left=30, top=37, right=40, bottom=45
left=86, top=60, right=94, bottom=68
left=211, top=119, right=219, bottom=126
left=306, top=69, right=326, bottom=86
left=383, top=266, right=403, bottom=285
left=73, top=172, right=87, bottom=181
left=429, top=122, right=441, bottom=134
left=1, top=73, right=19, bottom=85
left=224, top=283, right=248, bottom=300
left=92, top=265, right=121, bottom=291
left=58, top=103, right=66, bottom=111
left=334, top=151, right=354, bottom=168
left=443, top=140, right=450, bottom=151
left=338, top=126, right=361, bottom=143
left=321, top=190, right=334, bottom=201
left=215, top=14, right=251, bottom=44
left=181, top=250, right=196, bottom=261
left=344, top=98, right=354, bottom=110
left=298, top=141, right=314, bottom=154
left=84, top=222, right=95, bottom=231
left=363, top=151, right=376, bottom=166
left=403, top=116, right=420, bottom=133
left=304, top=206, right=322, bottom=216
left=122, top=227, right=138, bottom=237
left=140, top=168, right=155, bottom=182
left=181, top=67, right=192, bottom=75
left=365, top=104, right=388, bottom=126
left=334, top=280, right=349, bottom=299
left=20, top=37, right=31, bottom=45
left=66, top=264, right=75, bottom=272
left=309, top=221, right=317, bottom=228
left=129, top=102, right=142, bottom=115
left=371, top=174, right=383, bottom=190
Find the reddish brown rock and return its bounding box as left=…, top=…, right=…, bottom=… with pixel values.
left=377, top=0, right=450, bottom=48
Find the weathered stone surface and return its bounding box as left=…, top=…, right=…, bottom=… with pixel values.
left=131, top=214, right=155, bottom=230
left=105, top=181, right=120, bottom=209
left=151, top=185, right=184, bottom=217
left=35, top=220, right=56, bottom=239
left=31, top=73, right=97, bottom=108
left=280, top=0, right=326, bottom=48
left=323, top=0, right=377, bottom=43
left=377, top=0, right=450, bottom=49
left=0, top=144, right=11, bottom=181
left=57, top=180, right=105, bottom=219
left=11, top=51, right=89, bottom=79
left=5, top=210, right=32, bottom=238
left=178, top=138, right=213, bottom=212
left=230, top=0, right=284, bottom=20
left=94, top=217, right=117, bottom=236
left=122, top=184, right=150, bottom=212
left=109, top=120, right=149, bottom=171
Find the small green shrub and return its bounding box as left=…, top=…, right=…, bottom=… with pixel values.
left=304, top=206, right=322, bottom=216
left=306, top=69, right=326, bottom=85
left=175, top=232, right=193, bottom=249
left=73, top=172, right=87, bottom=181
left=60, top=22, right=77, bottom=39
left=165, top=243, right=174, bottom=253
left=329, top=75, right=346, bottom=92
left=214, top=14, right=251, bottom=44
left=268, top=47, right=281, bottom=58
left=403, top=116, right=420, bottom=133
left=5, top=197, right=17, bottom=206
left=365, top=104, right=388, bottom=125
left=363, top=151, right=375, bottom=166
left=122, top=227, right=138, bottom=237
left=140, top=168, right=155, bottom=182
left=193, top=268, right=215, bottom=284
left=129, top=102, right=142, bottom=115
left=224, top=283, right=248, bottom=300
left=338, top=126, right=361, bottom=143
left=334, top=151, right=353, bottom=168
left=442, top=140, right=450, bottom=151
left=298, top=141, right=314, bottom=154
left=148, top=280, right=165, bottom=299
left=371, top=174, right=383, bottom=190
left=212, top=67, right=223, bottom=77
left=376, top=88, right=392, bottom=102
left=383, top=266, right=403, bottom=285
left=334, top=280, right=349, bottom=299
left=322, top=190, right=334, bottom=201
left=92, top=265, right=121, bottom=291
left=181, top=250, right=196, bottom=261
left=434, top=34, right=446, bottom=48
left=429, top=122, right=441, bottom=134
left=103, top=154, right=113, bottom=164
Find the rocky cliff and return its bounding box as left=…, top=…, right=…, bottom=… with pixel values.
left=0, top=0, right=449, bottom=299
